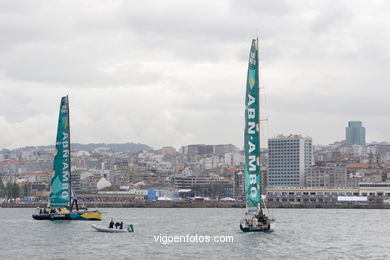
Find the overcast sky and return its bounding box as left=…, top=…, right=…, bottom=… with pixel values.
left=0, top=0, right=389, bottom=150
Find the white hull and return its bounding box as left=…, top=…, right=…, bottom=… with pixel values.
left=91, top=224, right=131, bottom=233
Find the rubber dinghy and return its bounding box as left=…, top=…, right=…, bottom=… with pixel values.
left=91, top=224, right=134, bottom=233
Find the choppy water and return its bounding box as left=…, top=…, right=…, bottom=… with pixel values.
left=0, top=208, right=389, bottom=259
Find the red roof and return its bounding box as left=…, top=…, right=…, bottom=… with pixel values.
left=17, top=182, right=29, bottom=186
left=1, top=159, right=25, bottom=164
left=226, top=167, right=237, bottom=173
left=18, top=170, right=52, bottom=176
left=381, top=163, right=390, bottom=169
left=346, top=163, right=369, bottom=169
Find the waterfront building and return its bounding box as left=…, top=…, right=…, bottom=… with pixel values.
left=359, top=182, right=390, bottom=196
left=233, top=169, right=245, bottom=200
left=266, top=183, right=390, bottom=205
left=172, top=175, right=233, bottom=198
left=268, top=135, right=313, bottom=187
left=305, top=166, right=347, bottom=188
left=97, top=177, right=111, bottom=190
left=173, top=175, right=210, bottom=189
left=81, top=176, right=101, bottom=192
left=71, top=170, right=81, bottom=192
left=266, top=186, right=360, bottom=204
left=346, top=121, right=366, bottom=145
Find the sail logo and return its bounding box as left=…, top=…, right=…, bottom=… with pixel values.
left=61, top=131, right=70, bottom=199
left=246, top=93, right=258, bottom=201
left=249, top=50, right=256, bottom=66
left=61, top=103, right=68, bottom=129
left=248, top=69, right=256, bottom=89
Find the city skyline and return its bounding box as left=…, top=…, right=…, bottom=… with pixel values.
left=1, top=1, right=390, bottom=149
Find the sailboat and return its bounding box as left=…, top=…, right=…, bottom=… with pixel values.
left=239, top=39, right=272, bottom=232
left=32, top=96, right=102, bottom=221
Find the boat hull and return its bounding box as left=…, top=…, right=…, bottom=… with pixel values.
left=240, top=223, right=271, bottom=232
left=91, top=224, right=133, bottom=233
left=32, top=213, right=70, bottom=220
left=32, top=210, right=102, bottom=221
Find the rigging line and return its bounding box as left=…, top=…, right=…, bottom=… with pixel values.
left=259, top=68, right=271, bottom=149
left=258, top=59, right=271, bottom=149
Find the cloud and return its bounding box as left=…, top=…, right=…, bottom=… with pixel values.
left=0, top=0, right=390, bottom=149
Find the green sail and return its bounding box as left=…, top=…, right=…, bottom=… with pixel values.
left=244, top=39, right=261, bottom=213
left=49, top=96, right=71, bottom=207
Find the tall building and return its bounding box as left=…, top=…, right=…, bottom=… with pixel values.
left=346, top=121, right=366, bottom=145
left=268, top=135, right=313, bottom=187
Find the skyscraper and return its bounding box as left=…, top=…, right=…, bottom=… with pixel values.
left=268, top=135, right=313, bottom=187
left=346, top=121, right=366, bottom=145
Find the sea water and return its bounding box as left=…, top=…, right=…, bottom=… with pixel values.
left=0, top=208, right=389, bottom=259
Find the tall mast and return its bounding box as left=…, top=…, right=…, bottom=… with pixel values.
left=256, top=38, right=261, bottom=210
left=67, top=95, right=72, bottom=211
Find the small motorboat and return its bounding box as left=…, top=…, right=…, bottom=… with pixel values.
left=91, top=224, right=134, bottom=233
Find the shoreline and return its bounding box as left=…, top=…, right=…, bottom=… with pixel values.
left=2, top=201, right=390, bottom=209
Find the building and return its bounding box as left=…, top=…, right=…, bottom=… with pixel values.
left=359, top=183, right=390, bottom=197
left=159, top=146, right=176, bottom=155
left=346, top=121, right=366, bottom=145
left=233, top=170, right=244, bottom=200
left=305, top=166, right=347, bottom=188
left=71, top=170, right=81, bottom=192
left=173, top=175, right=209, bottom=189
left=268, top=135, right=313, bottom=187
left=184, top=145, right=214, bottom=156
left=266, top=186, right=359, bottom=204
left=214, top=144, right=239, bottom=156
left=180, top=144, right=238, bottom=157
left=200, top=156, right=223, bottom=170
left=224, top=152, right=244, bottom=166
left=266, top=183, right=390, bottom=205
left=97, top=177, right=111, bottom=190
left=81, top=176, right=101, bottom=191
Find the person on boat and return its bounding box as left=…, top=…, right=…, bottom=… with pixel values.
left=119, top=221, right=123, bottom=229
left=255, top=209, right=268, bottom=224
left=109, top=220, right=114, bottom=229
left=39, top=208, right=43, bottom=214
left=115, top=222, right=120, bottom=229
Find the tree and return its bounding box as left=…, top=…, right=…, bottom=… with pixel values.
left=5, top=182, right=19, bottom=199
left=22, top=184, right=31, bottom=197
left=0, top=178, right=5, bottom=197
left=5, top=182, right=11, bottom=198
left=12, top=183, right=20, bottom=198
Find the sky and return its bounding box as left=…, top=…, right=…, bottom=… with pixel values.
left=0, top=0, right=390, bottom=150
